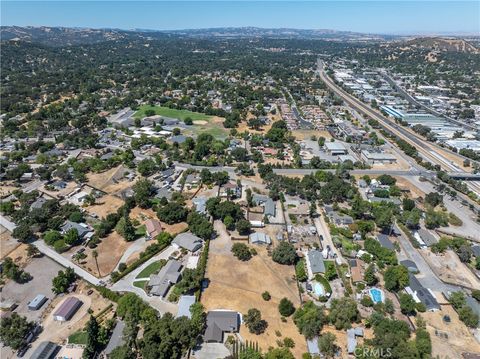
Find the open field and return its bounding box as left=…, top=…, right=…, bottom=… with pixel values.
left=75, top=231, right=130, bottom=277
left=86, top=194, right=125, bottom=219
left=201, top=221, right=306, bottom=357
left=183, top=116, right=229, bottom=139
left=134, top=104, right=213, bottom=121
left=421, top=304, right=480, bottom=358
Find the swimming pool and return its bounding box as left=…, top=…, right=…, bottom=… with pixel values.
left=369, top=288, right=384, bottom=304
left=313, top=282, right=325, bottom=297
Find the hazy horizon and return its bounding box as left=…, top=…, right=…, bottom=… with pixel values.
left=2, top=1, right=479, bottom=36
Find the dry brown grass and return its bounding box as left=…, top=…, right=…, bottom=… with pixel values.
left=421, top=304, right=480, bottom=358
left=85, top=194, right=125, bottom=219
left=0, top=227, right=19, bottom=260
left=79, top=231, right=130, bottom=276
left=202, top=237, right=306, bottom=357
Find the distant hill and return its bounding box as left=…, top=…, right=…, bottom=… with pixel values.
left=401, top=37, right=479, bottom=54
left=0, top=25, right=397, bottom=46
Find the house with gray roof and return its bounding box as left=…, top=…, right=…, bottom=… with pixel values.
left=377, top=233, right=394, bottom=250
left=252, top=194, right=276, bottom=217
left=173, top=232, right=204, bottom=252
left=104, top=320, right=125, bottom=357
left=472, top=245, right=480, bottom=257
left=170, top=135, right=187, bottom=144
left=192, top=197, right=207, bottom=214
left=307, top=250, right=326, bottom=275
left=60, top=220, right=93, bottom=239
left=405, top=273, right=440, bottom=311
left=148, top=260, right=182, bottom=297
left=204, top=311, right=240, bottom=343
left=347, top=327, right=364, bottom=354
left=31, top=197, right=48, bottom=211
left=249, top=232, right=272, bottom=245
left=415, top=228, right=437, bottom=247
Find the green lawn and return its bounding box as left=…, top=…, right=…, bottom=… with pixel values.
left=133, top=280, right=148, bottom=290
left=68, top=331, right=88, bottom=345
left=135, top=225, right=146, bottom=237
left=135, top=259, right=167, bottom=279
left=134, top=105, right=212, bottom=121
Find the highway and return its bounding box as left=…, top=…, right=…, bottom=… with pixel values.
left=317, top=60, right=480, bottom=197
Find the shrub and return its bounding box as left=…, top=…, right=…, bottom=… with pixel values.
left=272, top=242, right=297, bottom=265
left=262, top=291, right=271, bottom=301
left=278, top=298, right=295, bottom=317
left=231, top=243, right=252, bottom=261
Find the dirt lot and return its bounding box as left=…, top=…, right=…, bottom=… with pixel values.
left=1, top=256, right=63, bottom=322
left=201, top=221, right=306, bottom=357
left=292, top=129, right=332, bottom=141
left=39, top=181, right=78, bottom=199
left=74, top=231, right=129, bottom=277
left=87, top=165, right=133, bottom=192
left=86, top=194, right=124, bottom=219
left=421, top=249, right=480, bottom=289
left=0, top=226, right=19, bottom=259
left=4, top=243, right=29, bottom=267
left=421, top=304, right=480, bottom=358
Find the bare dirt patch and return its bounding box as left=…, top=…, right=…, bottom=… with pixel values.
left=85, top=194, right=124, bottom=219
left=421, top=304, right=480, bottom=358
left=421, top=249, right=480, bottom=289
left=78, top=232, right=130, bottom=276
left=202, top=223, right=306, bottom=357
left=292, top=129, right=332, bottom=141
left=0, top=226, right=19, bottom=260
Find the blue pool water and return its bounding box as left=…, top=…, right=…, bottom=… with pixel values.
left=369, top=288, right=384, bottom=303
left=313, top=282, right=325, bottom=297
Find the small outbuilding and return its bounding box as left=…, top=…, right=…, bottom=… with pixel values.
left=28, top=294, right=47, bottom=311
left=53, top=297, right=83, bottom=321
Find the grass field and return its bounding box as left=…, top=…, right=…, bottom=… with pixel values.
left=68, top=331, right=88, bottom=345
left=134, top=105, right=212, bottom=121
left=135, top=259, right=167, bottom=279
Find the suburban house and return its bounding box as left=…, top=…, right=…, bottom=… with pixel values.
left=347, top=327, right=364, bottom=354
left=220, top=182, right=241, bottom=198
left=307, top=250, right=326, bottom=278
left=172, top=232, right=204, bottom=252
left=252, top=194, right=276, bottom=218
left=145, top=219, right=163, bottom=240
left=184, top=173, right=201, bottom=189
left=349, top=259, right=365, bottom=284
left=60, top=221, right=93, bottom=240
left=324, top=206, right=353, bottom=227
left=148, top=260, right=182, bottom=297
left=376, top=233, right=395, bottom=250
left=405, top=273, right=440, bottom=312
left=204, top=311, right=240, bottom=343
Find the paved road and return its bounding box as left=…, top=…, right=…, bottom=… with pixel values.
left=34, top=240, right=104, bottom=285
left=272, top=168, right=432, bottom=177
left=113, top=236, right=148, bottom=271
left=110, top=245, right=178, bottom=314
left=0, top=214, right=16, bottom=232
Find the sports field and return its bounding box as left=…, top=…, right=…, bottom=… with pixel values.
left=134, top=105, right=212, bottom=121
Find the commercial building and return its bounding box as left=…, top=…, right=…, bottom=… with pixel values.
left=53, top=297, right=83, bottom=321
left=361, top=150, right=397, bottom=165
left=324, top=141, right=348, bottom=156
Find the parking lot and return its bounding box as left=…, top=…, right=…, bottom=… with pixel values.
left=1, top=256, right=63, bottom=322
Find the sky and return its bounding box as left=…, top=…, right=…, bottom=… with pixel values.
left=1, top=1, right=479, bottom=35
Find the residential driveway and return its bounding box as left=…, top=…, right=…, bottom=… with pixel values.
left=395, top=226, right=459, bottom=293
left=314, top=207, right=346, bottom=264
left=1, top=256, right=63, bottom=322
left=34, top=240, right=104, bottom=285
left=110, top=245, right=178, bottom=314
left=113, top=236, right=147, bottom=271
left=192, top=342, right=230, bottom=359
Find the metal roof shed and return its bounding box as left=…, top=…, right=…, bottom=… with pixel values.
left=28, top=294, right=47, bottom=310
left=53, top=297, right=82, bottom=321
